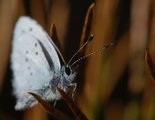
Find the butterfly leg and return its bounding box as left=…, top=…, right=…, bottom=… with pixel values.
left=68, top=82, right=77, bottom=101
left=53, top=99, right=57, bottom=107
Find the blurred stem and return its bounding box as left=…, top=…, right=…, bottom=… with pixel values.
left=129, top=0, right=150, bottom=93
left=82, top=0, right=120, bottom=119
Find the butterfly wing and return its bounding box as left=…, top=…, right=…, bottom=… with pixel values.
left=11, top=16, right=61, bottom=110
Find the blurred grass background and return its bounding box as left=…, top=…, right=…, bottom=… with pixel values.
left=0, top=0, right=155, bottom=120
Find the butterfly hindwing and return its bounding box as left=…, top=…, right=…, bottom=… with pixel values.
left=11, top=16, right=61, bottom=110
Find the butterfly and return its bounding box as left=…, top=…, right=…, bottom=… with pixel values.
left=11, top=16, right=77, bottom=110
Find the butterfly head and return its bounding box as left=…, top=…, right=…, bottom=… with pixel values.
left=60, top=65, right=76, bottom=82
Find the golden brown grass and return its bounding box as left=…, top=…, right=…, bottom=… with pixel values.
left=0, top=0, right=155, bottom=120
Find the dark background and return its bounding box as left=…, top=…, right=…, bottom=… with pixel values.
left=0, top=0, right=154, bottom=120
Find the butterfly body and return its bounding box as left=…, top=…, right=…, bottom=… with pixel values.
left=11, top=16, right=76, bottom=110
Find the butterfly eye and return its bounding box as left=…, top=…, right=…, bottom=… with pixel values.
left=65, top=66, right=71, bottom=76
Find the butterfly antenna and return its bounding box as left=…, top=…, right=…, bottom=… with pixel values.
left=47, top=35, right=67, bottom=65
left=67, top=34, right=94, bottom=66
left=71, top=42, right=114, bottom=67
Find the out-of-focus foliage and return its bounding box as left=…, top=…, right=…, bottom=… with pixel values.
left=0, top=0, right=155, bottom=120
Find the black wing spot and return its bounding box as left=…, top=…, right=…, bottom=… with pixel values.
left=35, top=52, right=38, bottom=55
left=35, top=43, right=37, bottom=47
left=30, top=72, right=33, bottom=76
left=25, top=58, right=28, bottom=62
left=29, top=27, right=32, bottom=31
left=26, top=50, right=29, bottom=54
left=28, top=66, right=30, bottom=70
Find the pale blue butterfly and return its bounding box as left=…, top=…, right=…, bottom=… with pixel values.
left=11, top=16, right=78, bottom=110
left=11, top=16, right=112, bottom=110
